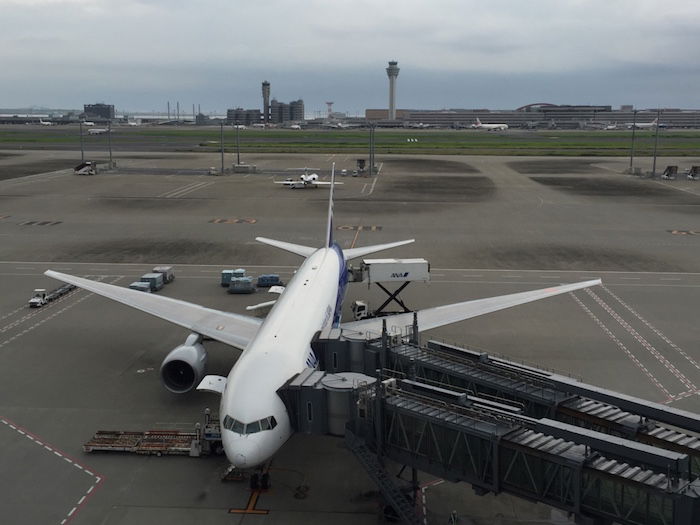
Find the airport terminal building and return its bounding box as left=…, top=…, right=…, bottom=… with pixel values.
left=365, top=105, right=700, bottom=129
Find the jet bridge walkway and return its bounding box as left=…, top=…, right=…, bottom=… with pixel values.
left=348, top=377, right=700, bottom=525
left=382, top=339, right=700, bottom=478
left=301, top=331, right=700, bottom=524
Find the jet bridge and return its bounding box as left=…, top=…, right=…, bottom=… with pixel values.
left=280, top=331, right=700, bottom=525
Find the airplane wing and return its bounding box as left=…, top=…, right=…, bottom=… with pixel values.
left=313, top=181, right=344, bottom=186
left=340, top=279, right=601, bottom=339
left=273, top=180, right=294, bottom=185
left=45, top=270, right=261, bottom=350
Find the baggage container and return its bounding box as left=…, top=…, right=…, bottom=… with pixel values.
left=228, top=276, right=255, bottom=294
left=129, top=282, right=152, bottom=293
left=153, top=266, right=175, bottom=283
left=139, top=273, right=164, bottom=292
left=256, top=274, right=283, bottom=288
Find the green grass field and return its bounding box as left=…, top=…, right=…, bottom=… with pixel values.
left=1, top=127, right=699, bottom=156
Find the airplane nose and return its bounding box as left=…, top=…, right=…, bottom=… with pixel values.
left=225, top=437, right=262, bottom=469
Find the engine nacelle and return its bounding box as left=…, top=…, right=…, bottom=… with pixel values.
left=160, top=334, right=207, bottom=394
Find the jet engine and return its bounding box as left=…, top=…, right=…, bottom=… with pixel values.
left=160, top=333, right=207, bottom=393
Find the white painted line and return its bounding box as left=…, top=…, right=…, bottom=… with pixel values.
left=586, top=288, right=695, bottom=391
left=620, top=277, right=641, bottom=280
left=601, top=284, right=700, bottom=372
left=78, top=495, right=86, bottom=505
left=570, top=292, right=672, bottom=399
left=67, top=507, right=77, bottom=517
left=660, top=278, right=681, bottom=281
left=502, top=275, right=522, bottom=278
left=86, top=486, right=94, bottom=494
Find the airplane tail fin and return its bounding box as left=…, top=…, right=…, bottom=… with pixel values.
left=325, top=163, right=335, bottom=248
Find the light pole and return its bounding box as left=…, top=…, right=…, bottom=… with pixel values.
left=629, top=110, right=637, bottom=173
left=107, top=120, right=112, bottom=168
left=79, top=121, right=84, bottom=162
left=651, top=108, right=662, bottom=177
left=220, top=121, right=224, bottom=175
left=236, top=121, right=241, bottom=166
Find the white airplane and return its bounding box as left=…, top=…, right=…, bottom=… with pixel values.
left=604, top=123, right=618, bottom=130
left=288, top=124, right=302, bottom=130
left=44, top=166, right=600, bottom=478
left=87, top=128, right=109, bottom=135
left=39, top=119, right=53, bottom=126
left=232, top=124, right=247, bottom=130
left=82, top=121, right=95, bottom=126
left=471, top=118, right=508, bottom=131
left=626, top=118, right=658, bottom=130
left=275, top=168, right=341, bottom=189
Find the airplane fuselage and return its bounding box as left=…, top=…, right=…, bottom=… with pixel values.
left=220, top=244, right=346, bottom=468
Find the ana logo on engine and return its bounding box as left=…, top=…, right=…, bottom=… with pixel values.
left=391, top=272, right=409, bottom=278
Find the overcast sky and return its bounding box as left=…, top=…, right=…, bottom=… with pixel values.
left=2, top=0, right=699, bottom=114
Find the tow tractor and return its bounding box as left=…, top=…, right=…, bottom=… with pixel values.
left=28, top=284, right=76, bottom=308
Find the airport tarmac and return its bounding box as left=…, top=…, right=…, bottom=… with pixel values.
left=1, top=151, right=700, bottom=524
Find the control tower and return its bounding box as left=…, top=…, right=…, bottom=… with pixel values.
left=385, top=61, right=400, bottom=120
left=261, top=81, right=270, bottom=124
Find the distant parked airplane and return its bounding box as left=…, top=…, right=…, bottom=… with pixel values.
left=275, top=169, right=343, bottom=189
left=87, top=128, right=109, bottom=135
left=471, top=118, right=508, bottom=131
left=39, top=119, right=52, bottom=126
left=626, top=118, right=658, bottom=130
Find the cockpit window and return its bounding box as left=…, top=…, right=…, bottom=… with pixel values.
left=223, top=414, right=278, bottom=434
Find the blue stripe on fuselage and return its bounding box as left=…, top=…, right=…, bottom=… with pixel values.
left=331, top=242, right=348, bottom=326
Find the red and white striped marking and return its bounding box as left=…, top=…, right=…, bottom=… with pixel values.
left=1, top=416, right=104, bottom=524
left=419, top=478, right=445, bottom=524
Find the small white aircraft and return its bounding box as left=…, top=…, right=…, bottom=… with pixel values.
left=288, top=124, right=302, bottom=130
left=87, top=128, right=109, bottom=135
left=604, top=123, right=618, bottom=130
left=626, top=118, right=658, bottom=130
left=44, top=165, right=601, bottom=479
left=275, top=168, right=342, bottom=189
left=39, top=119, right=53, bottom=126
left=471, top=118, right=508, bottom=131
left=82, top=121, right=95, bottom=127
left=232, top=124, right=247, bottom=130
